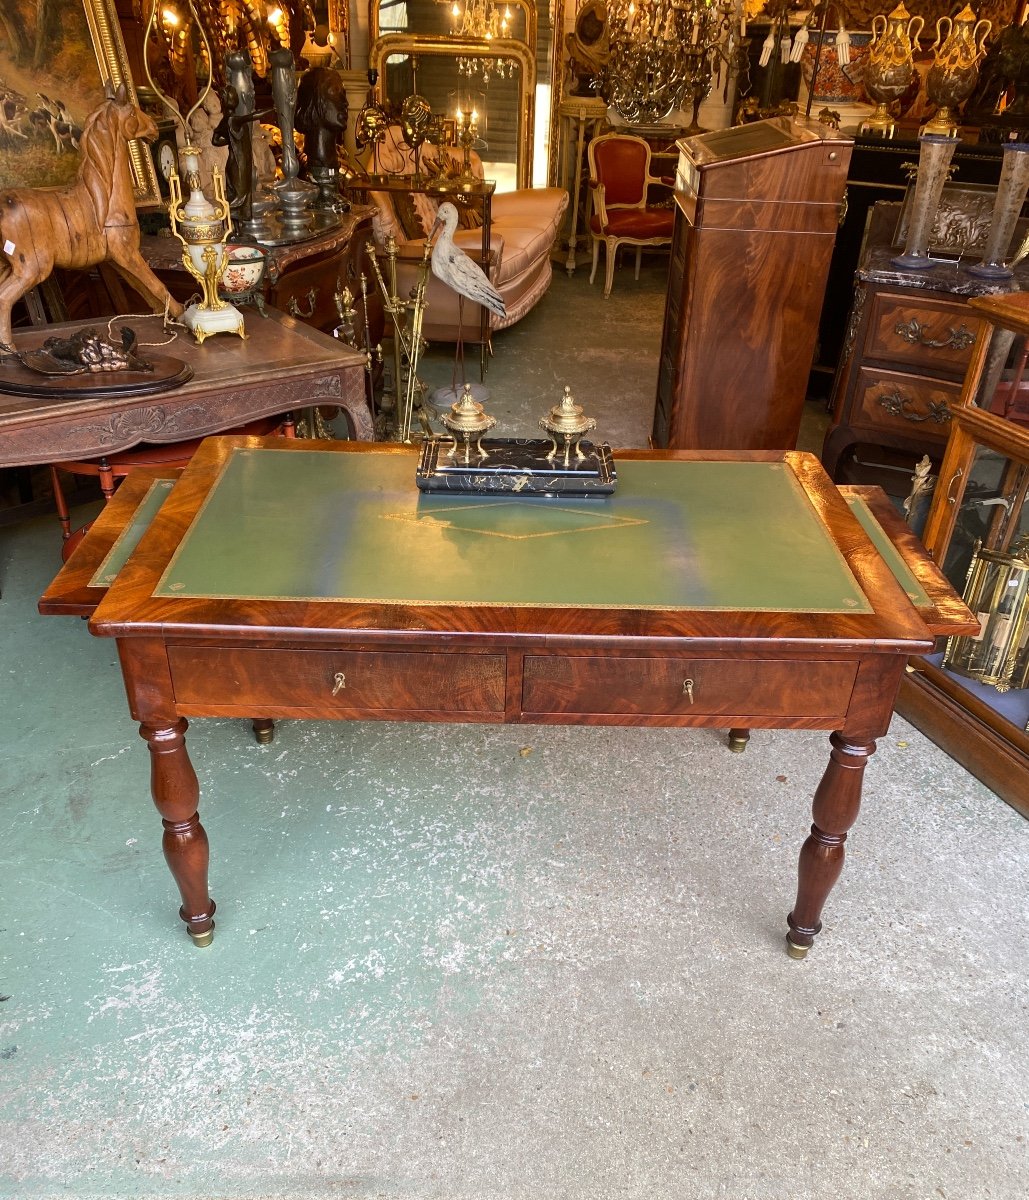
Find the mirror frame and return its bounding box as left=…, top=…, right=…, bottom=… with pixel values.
left=86, top=0, right=162, bottom=206
left=325, top=0, right=351, bottom=63
left=368, top=33, right=536, bottom=189
left=368, top=0, right=538, bottom=53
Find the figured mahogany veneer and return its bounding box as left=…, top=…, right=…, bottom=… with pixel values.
left=39, top=439, right=977, bottom=959
left=168, top=646, right=508, bottom=717
left=521, top=656, right=858, bottom=723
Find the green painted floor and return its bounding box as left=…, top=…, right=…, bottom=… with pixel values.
left=1, top=261, right=1027, bottom=1198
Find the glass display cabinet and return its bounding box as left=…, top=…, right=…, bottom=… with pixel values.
left=900, top=291, right=1029, bottom=817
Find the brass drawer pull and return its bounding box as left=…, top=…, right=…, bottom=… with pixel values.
left=683, top=678, right=694, bottom=703
left=288, top=288, right=318, bottom=318
left=877, top=389, right=951, bottom=425
left=946, top=467, right=965, bottom=505
left=331, top=671, right=346, bottom=695
left=893, top=318, right=975, bottom=352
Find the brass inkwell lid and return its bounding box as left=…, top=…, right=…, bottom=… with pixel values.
left=539, top=386, right=597, bottom=467
left=439, top=383, right=497, bottom=463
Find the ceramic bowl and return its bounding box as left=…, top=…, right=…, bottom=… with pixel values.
left=219, top=245, right=267, bottom=297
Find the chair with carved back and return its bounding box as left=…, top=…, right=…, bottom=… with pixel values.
left=587, top=133, right=675, bottom=298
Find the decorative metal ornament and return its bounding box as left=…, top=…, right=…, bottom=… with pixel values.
left=539, top=386, right=597, bottom=467
left=944, top=537, right=1029, bottom=692
left=924, top=5, right=991, bottom=136
left=167, top=145, right=245, bottom=343
left=440, top=383, right=498, bottom=462
left=143, top=0, right=244, bottom=343
left=863, top=5, right=923, bottom=138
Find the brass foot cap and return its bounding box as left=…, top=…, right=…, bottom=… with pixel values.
left=255, top=727, right=274, bottom=745
left=727, top=737, right=748, bottom=754
left=785, top=937, right=809, bottom=960
left=188, top=926, right=215, bottom=948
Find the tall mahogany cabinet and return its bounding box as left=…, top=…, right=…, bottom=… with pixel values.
left=652, top=117, right=853, bottom=450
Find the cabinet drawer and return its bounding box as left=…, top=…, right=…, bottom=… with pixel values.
left=865, top=293, right=984, bottom=373
left=268, top=256, right=342, bottom=332
left=169, top=647, right=506, bottom=713
left=522, top=657, right=856, bottom=718
left=855, top=367, right=961, bottom=443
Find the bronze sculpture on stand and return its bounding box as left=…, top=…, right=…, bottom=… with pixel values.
left=295, top=67, right=352, bottom=211
left=211, top=83, right=268, bottom=224
left=270, top=46, right=317, bottom=234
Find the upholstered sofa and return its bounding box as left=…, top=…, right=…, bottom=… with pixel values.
left=363, top=129, right=568, bottom=344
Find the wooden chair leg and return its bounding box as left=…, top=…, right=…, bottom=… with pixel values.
left=604, top=238, right=617, bottom=298
left=97, top=458, right=116, bottom=500
left=635, top=247, right=643, bottom=280
left=589, top=237, right=600, bottom=287
left=49, top=465, right=72, bottom=542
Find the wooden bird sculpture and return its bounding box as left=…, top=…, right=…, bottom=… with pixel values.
left=428, top=201, right=505, bottom=322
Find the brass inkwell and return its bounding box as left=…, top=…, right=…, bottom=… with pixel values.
left=439, top=383, right=497, bottom=463
left=416, top=383, right=614, bottom=496
left=539, top=386, right=597, bottom=467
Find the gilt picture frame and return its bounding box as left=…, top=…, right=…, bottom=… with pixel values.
left=0, top=0, right=161, bottom=206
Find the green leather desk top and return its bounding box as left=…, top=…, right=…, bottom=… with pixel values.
left=90, top=479, right=176, bottom=588
left=844, top=494, right=930, bottom=608
left=153, top=447, right=872, bottom=613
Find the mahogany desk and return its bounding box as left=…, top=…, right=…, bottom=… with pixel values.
left=40, top=439, right=975, bottom=958
left=0, top=309, right=370, bottom=471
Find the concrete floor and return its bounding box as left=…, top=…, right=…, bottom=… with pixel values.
left=1, top=259, right=1027, bottom=1198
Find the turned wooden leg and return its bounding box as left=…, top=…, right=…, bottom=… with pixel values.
left=140, top=719, right=216, bottom=946
left=49, top=465, right=72, bottom=542
left=786, top=731, right=875, bottom=960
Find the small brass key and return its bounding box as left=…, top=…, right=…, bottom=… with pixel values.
left=683, top=678, right=694, bottom=703
left=331, top=671, right=346, bottom=695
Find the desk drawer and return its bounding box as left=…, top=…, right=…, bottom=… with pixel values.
left=169, top=647, right=506, bottom=713
left=854, top=367, right=960, bottom=442
left=865, top=293, right=984, bottom=373
left=522, top=656, right=856, bottom=718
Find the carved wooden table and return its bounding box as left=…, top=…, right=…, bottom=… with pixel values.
left=0, top=309, right=371, bottom=470
left=40, top=439, right=975, bottom=959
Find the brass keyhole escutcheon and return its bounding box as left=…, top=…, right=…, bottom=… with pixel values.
left=683, top=678, right=694, bottom=703
left=331, top=671, right=346, bottom=695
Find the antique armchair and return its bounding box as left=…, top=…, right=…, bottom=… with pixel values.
left=587, top=133, right=675, bottom=298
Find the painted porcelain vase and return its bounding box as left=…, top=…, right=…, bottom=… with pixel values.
left=864, top=4, right=924, bottom=133
left=924, top=5, right=992, bottom=134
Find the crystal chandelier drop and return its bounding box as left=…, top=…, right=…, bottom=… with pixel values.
left=600, top=0, right=743, bottom=126
left=447, top=0, right=516, bottom=82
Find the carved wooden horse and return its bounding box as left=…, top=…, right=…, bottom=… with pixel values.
left=0, top=84, right=183, bottom=346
